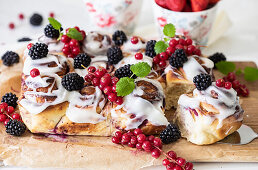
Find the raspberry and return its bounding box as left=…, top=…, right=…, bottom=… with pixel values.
left=160, top=123, right=181, bottom=144
left=107, top=47, right=123, bottom=64
left=5, top=119, right=26, bottom=136
left=114, top=64, right=137, bottom=79
left=1, top=51, right=19, bottom=66
left=169, top=49, right=188, bottom=68
left=30, top=13, right=43, bottom=26
left=193, top=73, right=212, bottom=91
left=112, top=30, right=127, bottom=46
left=1, top=93, right=18, bottom=108
left=61, top=73, right=84, bottom=91
left=73, top=53, right=91, bottom=69
left=44, top=24, right=62, bottom=39
left=145, top=40, right=156, bottom=58
left=28, top=43, right=48, bottom=60
left=208, top=52, right=226, bottom=68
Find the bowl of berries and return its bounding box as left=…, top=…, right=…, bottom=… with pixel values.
left=153, top=0, right=220, bottom=45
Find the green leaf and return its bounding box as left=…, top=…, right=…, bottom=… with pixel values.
left=163, top=23, right=176, bottom=38
left=235, top=68, right=242, bottom=75
left=130, top=62, right=151, bottom=78
left=244, top=67, right=258, bottom=81
left=48, top=17, right=61, bottom=30
left=154, top=41, right=169, bottom=54
left=215, top=61, right=236, bottom=75
left=116, top=77, right=135, bottom=96
left=164, top=37, right=170, bottom=42
left=66, top=28, right=83, bottom=41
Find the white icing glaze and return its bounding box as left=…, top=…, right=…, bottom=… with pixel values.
left=115, top=53, right=153, bottom=69
left=82, top=32, right=112, bottom=56
left=122, top=37, right=146, bottom=52
left=178, top=82, right=242, bottom=129
left=111, top=78, right=168, bottom=130
left=38, top=35, right=64, bottom=53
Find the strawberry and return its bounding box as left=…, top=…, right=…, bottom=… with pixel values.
left=166, top=0, right=186, bottom=12
left=190, top=0, right=209, bottom=12
left=155, top=0, right=167, bottom=9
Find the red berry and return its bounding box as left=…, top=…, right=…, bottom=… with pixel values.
left=130, top=136, right=137, bottom=145
left=12, top=113, right=20, bottom=120
left=66, top=28, right=70, bottom=33
left=194, top=49, right=201, bottom=56
left=134, top=128, right=142, bottom=136
left=227, top=72, right=236, bottom=82
left=94, top=69, right=106, bottom=78
left=184, top=162, right=193, bottom=170
left=167, top=151, right=177, bottom=160
left=178, top=39, right=186, bottom=45
left=175, top=44, right=184, bottom=49
left=27, top=43, right=33, bottom=49
left=142, top=141, right=152, bottom=152
left=216, top=79, right=224, bottom=87
left=232, top=80, right=240, bottom=89
left=84, top=74, right=94, bottom=82
left=151, top=148, right=161, bottom=158
left=159, top=52, right=169, bottom=61
left=153, top=56, right=160, bottom=64
left=169, top=39, right=178, bottom=47
left=9, top=23, right=15, bottom=29
left=72, top=47, right=80, bottom=56
left=240, top=85, right=249, bottom=97
left=121, top=133, right=131, bottom=144
left=176, top=157, right=186, bottom=166
left=147, top=135, right=155, bottom=143
left=159, top=60, right=167, bottom=67
left=172, top=164, right=182, bottom=170
left=166, top=46, right=176, bottom=55
left=112, top=85, right=117, bottom=93
left=137, top=134, right=146, bottom=143
left=62, top=47, right=71, bottom=55
left=63, top=43, right=70, bottom=48
left=30, top=68, right=40, bottom=78
left=186, top=45, right=195, bottom=55
left=100, top=75, right=111, bottom=87
left=0, top=104, right=5, bottom=113
left=74, top=26, right=80, bottom=31
left=115, top=97, right=123, bottom=105
left=69, top=39, right=79, bottom=47
left=112, top=137, right=120, bottom=144
left=153, top=137, right=162, bottom=148
left=67, top=54, right=75, bottom=58
left=126, top=131, right=134, bottom=136
left=80, top=30, right=86, bottom=40
left=163, top=159, right=170, bottom=166
left=128, top=142, right=136, bottom=148
left=2, top=103, right=8, bottom=110
left=4, top=119, right=10, bottom=126
left=224, top=82, right=232, bottom=89
left=88, top=66, right=96, bottom=73
left=135, top=53, right=143, bottom=60
left=92, top=77, right=100, bottom=86
left=7, top=106, right=14, bottom=114
left=19, top=13, right=24, bottom=20
left=49, top=12, right=55, bottom=18
left=111, top=77, right=119, bottom=85
left=131, top=36, right=139, bottom=44
left=103, top=86, right=112, bottom=95
left=136, top=143, right=143, bottom=150
left=166, top=162, right=176, bottom=170
left=0, top=114, right=7, bottom=122
left=108, top=93, right=117, bottom=102
left=61, top=35, right=71, bottom=43
left=186, top=39, right=193, bottom=45
left=115, top=131, right=123, bottom=139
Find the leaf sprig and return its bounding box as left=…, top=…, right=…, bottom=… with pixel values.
left=116, top=62, right=151, bottom=96
left=48, top=17, right=63, bottom=40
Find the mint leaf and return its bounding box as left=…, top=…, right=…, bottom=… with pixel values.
left=244, top=67, right=258, bottom=81
left=235, top=68, right=242, bottom=75
left=67, top=28, right=83, bottom=41
left=216, top=61, right=236, bottom=75
left=116, top=77, right=135, bottom=96
left=163, top=23, right=176, bottom=38
left=48, top=17, right=61, bottom=30
left=154, top=41, right=169, bottom=54
left=164, top=37, right=170, bottom=42
left=130, top=62, right=151, bottom=78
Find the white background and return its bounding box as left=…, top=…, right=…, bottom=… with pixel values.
left=0, top=0, right=258, bottom=169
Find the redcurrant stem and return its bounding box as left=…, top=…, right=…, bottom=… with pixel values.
left=3, top=111, right=13, bottom=120
left=196, top=45, right=207, bottom=48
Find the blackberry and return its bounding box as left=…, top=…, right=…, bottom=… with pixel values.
left=28, top=43, right=48, bottom=60
left=1, top=51, right=20, bottom=66
left=208, top=52, right=226, bottom=68
left=18, top=37, right=32, bottom=42
left=114, top=64, right=137, bottom=79
left=169, top=49, right=188, bottom=68
left=61, top=73, right=84, bottom=91
left=1, top=92, right=18, bottom=108
left=44, top=24, right=62, bottom=39
left=145, top=40, right=156, bottom=58
left=107, top=47, right=123, bottom=65
left=193, top=73, right=212, bottom=91
left=30, top=13, right=43, bottom=26
left=74, top=53, right=91, bottom=69
left=5, top=119, right=26, bottom=136
left=112, top=30, right=127, bottom=46
left=160, top=123, right=181, bottom=144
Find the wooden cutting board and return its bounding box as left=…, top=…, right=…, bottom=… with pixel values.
left=0, top=62, right=257, bottom=169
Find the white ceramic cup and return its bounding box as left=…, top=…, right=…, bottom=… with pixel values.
left=152, top=1, right=218, bottom=45
left=83, top=0, right=143, bottom=34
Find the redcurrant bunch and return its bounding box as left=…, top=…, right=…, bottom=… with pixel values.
left=0, top=102, right=22, bottom=126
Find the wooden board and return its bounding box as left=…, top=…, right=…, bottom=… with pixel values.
left=0, top=62, right=257, bottom=169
